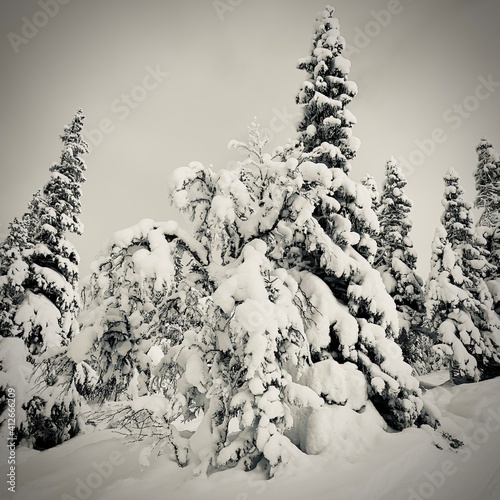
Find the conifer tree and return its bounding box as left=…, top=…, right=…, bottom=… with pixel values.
left=375, top=159, right=432, bottom=374
left=475, top=138, right=500, bottom=230
left=426, top=169, right=500, bottom=383
left=441, top=168, right=500, bottom=374
left=295, top=5, right=377, bottom=263
left=165, top=124, right=435, bottom=477
left=78, top=218, right=207, bottom=404
left=0, top=218, right=31, bottom=336
left=425, top=226, right=483, bottom=383
left=0, top=217, right=32, bottom=435
left=474, top=138, right=500, bottom=285
left=296, top=5, right=359, bottom=173
left=6, top=109, right=92, bottom=449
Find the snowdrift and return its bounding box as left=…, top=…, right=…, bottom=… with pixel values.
left=4, top=375, right=500, bottom=500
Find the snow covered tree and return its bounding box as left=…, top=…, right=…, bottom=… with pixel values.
left=375, top=159, right=433, bottom=374
left=0, top=218, right=31, bottom=336
left=295, top=6, right=376, bottom=264
left=6, top=109, right=92, bottom=449
left=0, top=191, right=44, bottom=339
left=443, top=168, right=500, bottom=376
left=162, top=124, right=435, bottom=477
left=0, top=217, right=32, bottom=437
left=361, top=174, right=381, bottom=213
left=77, top=218, right=207, bottom=404
left=426, top=227, right=483, bottom=383
left=426, top=169, right=500, bottom=383
left=475, top=138, right=500, bottom=230
left=296, top=5, right=359, bottom=173
left=474, top=139, right=500, bottom=312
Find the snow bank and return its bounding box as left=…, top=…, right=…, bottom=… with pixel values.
left=9, top=377, right=500, bottom=500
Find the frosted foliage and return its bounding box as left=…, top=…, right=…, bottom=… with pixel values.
left=78, top=218, right=203, bottom=404
left=292, top=5, right=378, bottom=263
left=14, top=110, right=89, bottom=350
left=296, top=5, right=359, bottom=173
left=474, top=139, right=500, bottom=282
left=0, top=218, right=32, bottom=338
left=14, top=291, right=62, bottom=353
left=425, top=223, right=499, bottom=383
left=475, top=138, right=500, bottom=229
left=375, top=159, right=431, bottom=373
left=441, top=170, right=500, bottom=374
left=0, top=337, right=31, bottom=439
left=361, top=174, right=381, bottom=213
left=376, top=159, right=415, bottom=275
left=164, top=130, right=431, bottom=476
left=289, top=269, right=358, bottom=353
left=165, top=240, right=314, bottom=477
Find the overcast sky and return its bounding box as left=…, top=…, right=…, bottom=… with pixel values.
left=1, top=0, right=499, bottom=279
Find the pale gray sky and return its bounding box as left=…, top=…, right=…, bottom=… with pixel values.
left=1, top=0, right=499, bottom=279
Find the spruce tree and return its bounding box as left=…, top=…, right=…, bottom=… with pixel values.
left=9, top=109, right=91, bottom=449
left=78, top=218, right=207, bottom=404
left=0, top=218, right=32, bottom=435
left=296, top=5, right=359, bottom=173
left=375, top=159, right=432, bottom=374
left=426, top=169, right=500, bottom=383
left=165, top=124, right=434, bottom=477
left=295, top=5, right=377, bottom=263
left=474, top=138, right=500, bottom=297
left=0, top=218, right=31, bottom=336
left=475, top=138, right=500, bottom=230
left=425, top=226, right=483, bottom=383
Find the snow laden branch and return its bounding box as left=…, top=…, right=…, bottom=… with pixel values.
left=74, top=218, right=209, bottom=405
left=157, top=129, right=438, bottom=477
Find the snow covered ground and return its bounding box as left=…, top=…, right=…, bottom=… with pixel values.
left=4, top=374, right=500, bottom=500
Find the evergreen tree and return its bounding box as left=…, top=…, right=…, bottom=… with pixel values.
left=78, top=218, right=207, bottom=404
left=164, top=125, right=435, bottom=477
left=375, top=159, right=433, bottom=374
left=425, top=227, right=483, bottom=383
left=426, top=169, right=500, bottom=383
left=296, top=5, right=359, bottom=173
left=0, top=218, right=31, bottom=336
left=6, top=109, right=91, bottom=449
left=295, top=6, right=377, bottom=263
left=474, top=138, right=500, bottom=310
left=0, top=217, right=32, bottom=435
left=475, top=138, right=500, bottom=230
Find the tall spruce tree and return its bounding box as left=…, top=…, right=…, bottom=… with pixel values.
left=474, top=138, right=500, bottom=311
left=375, top=159, right=432, bottom=374
left=426, top=169, right=500, bottom=383
left=295, top=5, right=377, bottom=263
left=5, top=109, right=92, bottom=449
left=475, top=138, right=500, bottom=231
